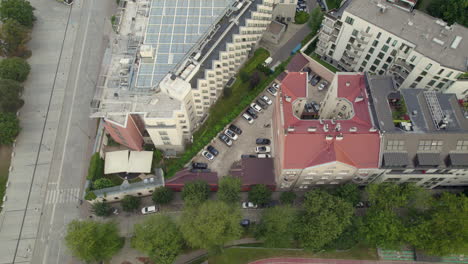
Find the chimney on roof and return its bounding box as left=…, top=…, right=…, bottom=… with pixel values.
left=323, top=124, right=329, bottom=132
left=336, top=134, right=343, bottom=140
left=285, top=96, right=292, bottom=102
left=326, top=135, right=334, bottom=140
left=346, top=82, right=351, bottom=87
left=331, top=119, right=336, bottom=124
left=335, top=123, right=341, bottom=132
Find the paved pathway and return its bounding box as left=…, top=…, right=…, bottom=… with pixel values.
left=250, top=258, right=445, bottom=264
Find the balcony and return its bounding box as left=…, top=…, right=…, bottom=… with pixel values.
left=390, top=66, right=409, bottom=79
left=319, top=33, right=331, bottom=42
left=359, top=30, right=372, bottom=38
left=355, top=37, right=369, bottom=45
left=393, top=59, right=414, bottom=72
left=317, top=40, right=328, bottom=49
left=332, top=28, right=340, bottom=37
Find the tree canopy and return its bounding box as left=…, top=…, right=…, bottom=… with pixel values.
left=279, top=191, right=296, bottom=205
left=152, top=186, right=174, bottom=205
left=182, top=180, right=210, bottom=206
left=217, top=176, right=241, bottom=204
left=0, top=19, right=30, bottom=57
left=91, top=201, right=112, bottom=217
left=308, top=7, right=324, bottom=35
left=0, top=57, right=30, bottom=82
left=180, top=201, right=242, bottom=253
left=65, top=220, right=123, bottom=262
left=0, top=78, right=24, bottom=113
left=426, top=0, right=468, bottom=27
left=360, top=207, right=404, bottom=249
left=132, top=215, right=184, bottom=264
left=0, top=0, right=35, bottom=28
left=0, top=112, right=20, bottom=145
left=256, top=205, right=297, bottom=248
left=334, top=183, right=361, bottom=205
left=121, top=195, right=141, bottom=212
left=248, top=184, right=272, bottom=206
left=295, top=189, right=354, bottom=250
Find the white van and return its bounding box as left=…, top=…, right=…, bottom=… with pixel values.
left=263, top=57, right=273, bottom=66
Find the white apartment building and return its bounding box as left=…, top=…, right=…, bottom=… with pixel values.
left=316, top=0, right=468, bottom=98
left=92, top=0, right=292, bottom=153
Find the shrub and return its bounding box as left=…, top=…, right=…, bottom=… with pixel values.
left=87, top=153, right=104, bottom=181
left=91, top=201, right=112, bottom=217
left=182, top=180, right=210, bottom=206
left=280, top=191, right=296, bottom=205
left=0, top=0, right=36, bottom=28
left=295, top=11, right=310, bottom=24
left=152, top=186, right=174, bottom=205
left=84, top=191, right=97, bottom=201
left=239, top=71, right=249, bottom=82
left=218, top=176, right=241, bottom=204
left=0, top=112, right=20, bottom=145
left=92, top=178, right=115, bottom=190
left=0, top=57, right=30, bottom=82
left=121, top=195, right=141, bottom=212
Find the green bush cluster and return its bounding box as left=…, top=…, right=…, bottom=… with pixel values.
left=294, top=11, right=310, bottom=24
left=87, top=153, right=104, bottom=181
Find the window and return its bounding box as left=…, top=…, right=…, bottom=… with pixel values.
left=362, top=60, right=367, bottom=66
left=373, top=59, right=381, bottom=65
left=428, top=80, right=436, bottom=86
left=392, top=40, right=398, bottom=47
left=352, top=29, right=358, bottom=37
left=425, top=63, right=432, bottom=70
left=382, top=63, right=388, bottom=70
left=446, top=71, right=453, bottom=78
left=386, top=37, right=392, bottom=44
left=369, top=47, right=375, bottom=54
left=415, top=76, right=423, bottom=82
left=365, top=54, right=371, bottom=60
left=386, top=57, right=393, bottom=63
left=456, top=140, right=468, bottom=151
left=345, top=16, right=354, bottom=25
left=386, top=140, right=405, bottom=151
left=372, top=40, right=378, bottom=47
left=382, top=45, right=389, bottom=52
left=158, top=131, right=168, bottom=135
left=436, top=82, right=445, bottom=89
left=421, top=71, right=427, bottom=76
left=376, top=32, right=382, bottom=39
left=410, top=55, right=416, bottom=62
left=438, top=69, right=444, bottom=75
left=370, top=65, right=377, bottom=72
left=377, top=52, right=385, bottom=59
left=418, top=140, right=443, bottom=151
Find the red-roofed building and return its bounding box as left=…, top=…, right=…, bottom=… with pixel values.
left=273, top=72, right=382, bottom=190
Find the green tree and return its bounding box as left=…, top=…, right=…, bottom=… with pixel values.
left=366, top=183, right=416, bottom=210
left=132, top=215, right=184, bottom=264
left=0, top=78, right=24, bottom=113
left=294, top=11, right=310, bottom=24
left=182, top=180, right=210, bottom=206
left=0, top=112, right=20, bottom=145
left=218, top=176, right=241, bottom=204
left=0, top=57, right=30, bottom=82
left=295, top=189, right=354, bottom=250
left=248, top=184, right=272, bottom=206
left=326, top=217, right=363, bottom=250
left=335, top=183, right=360, bottom=205
left=0, top=19, right=30, bottom=57
left=406, top=193, right=468, bottom=256
left=180, top=201, right=242, bottom=253
left=152, top=186, right=174, bottom=205
left=426, top=0, right=468, bottom=27
left=256, top=205, right=296, bottom=247
left=249, top=72, right=261, bottom=89
left=0, top=0, right=35, bottom=28
left=121, top=195, right=141, bottom=212
left=91, top=201, right=112, bottom=217
left=360, top=207, right=404, bottom=249
left=65, top=220, right=123, bottom=263
left=308, top=7, right=324, bottom=35
left=92, top=178, right=114, bottom=190
left=279, top=191, right=296, bottom=205
left=239, top=71, right=249, bottom=82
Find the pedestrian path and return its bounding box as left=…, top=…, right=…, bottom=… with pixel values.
left=45, top=188, right=81, bottom=205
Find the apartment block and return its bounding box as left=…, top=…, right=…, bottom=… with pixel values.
left=366, top=75, right=468, bottom=188
left=92, top=0, right=282, bottom=153
left=273, top=71, right=382, bottom=190
left=316, top=0, right=468, bottom=98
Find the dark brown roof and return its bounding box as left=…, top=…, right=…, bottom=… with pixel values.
left=230, top=158, right=276, bottom=186
left=266, top=21, right=285, bottom=35
left=166, top=169, right=218, bottom=185
left=277, top=72, right=287, bottom=81
left=286, top=53, right=309, bottom=72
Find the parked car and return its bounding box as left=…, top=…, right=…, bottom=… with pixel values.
left=141, top=205, right=158, bottom=215
left=219, top=134, right=233, bottom=146
left=261, top=95, right=273, bottom=105
left=241, top=154, right=257, bottom=158
left=318, top=81, right=328, bottom=91
left=240, top=219, right=251, bottom=227
left=265, top=200, right=279, bottom=208
left=242, top=202, right=258, bottom=209
left=242, top=112, right=254, bottom=124
left=267, top=86, right=278, bottom=96
left=229, top=124, right=243, bottom=135
left=246, top=107, right=258, bottom=119
left=202, top=150, right=214, bottom=160
left=250, top=103, right=262, bottom=112
left=257, top=153, right=272, bottom=158
left=224, top=129, right=238, bottom=140
left=256, top=138, right=271, bottom=145
left=255, top=146, right=271, bottom=153
left=272, top=83, right=280, bottom=89
left=207, top=145, right=219, bottom=156
left=310, top=75, right=322, bottom=86
left=192, top=162, right=208, bottom=170
left=111, top=207, right=119, bottom=215
left=256, top=99, right=267, bottom=109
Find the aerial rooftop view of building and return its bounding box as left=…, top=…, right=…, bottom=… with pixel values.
left=316, top=0, right=468, bottom=97
left=273, top=71, right=381, bottom=189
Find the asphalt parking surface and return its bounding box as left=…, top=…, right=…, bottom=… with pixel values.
left=192, top=87, right=278, bottom=177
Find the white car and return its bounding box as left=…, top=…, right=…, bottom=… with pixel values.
left=318, top=81, right=328, bottom=91
left=202, top=150, right=214, bottom=160
left=224, top=129, right=238, bottom=140
left=272, top=83, right=280, bottom=89
left=242, top=113, right=254, bottom=124
left=242, top=202, right=258, bottom=209
left=250, top=103, right=262, bottom=112
left=255, top=146, right=271, bottom=153
left=141, top=205, right=158, bottom=215
left=261, top=95, right=273, bottom=105
left=257, top=153, right=272, bottom=158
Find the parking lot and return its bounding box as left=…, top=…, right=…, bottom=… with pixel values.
left=192, top=87, right=278, bottom=177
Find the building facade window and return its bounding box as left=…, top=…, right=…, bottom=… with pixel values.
left=418, top=140, right=443, bottom=151
left=387, top=140, right=405, bottom=151
left=345, top=16, right=354, bottom=25
left=456, top=140, right=468, bottom=151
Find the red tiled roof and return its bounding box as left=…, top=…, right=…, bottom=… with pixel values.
left=286, top=53, right=309, bottom=72
left=279, top=72, right=380, bottom=169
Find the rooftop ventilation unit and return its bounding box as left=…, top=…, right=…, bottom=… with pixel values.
left=323, top=124, right=329, bottom=132
left=285, top=96, right=292, bottom=102
left=432, top=38, right=445, bottom=46
left=435, top=20, right=447, bottom=27
left=346, top=81, right=351, bottom=87
left=451, top=36, right=463, bottom=49
left=308, top=127, right=317, bottom=132
left=335, top=123, right=341, bottom=132
left=336, top=134, right=344, bottom=140
left=349, top=127, right=357, bottom=132
left=377, top=3, right=387, bottom=13
left=326, top=135, right=334, bottom=140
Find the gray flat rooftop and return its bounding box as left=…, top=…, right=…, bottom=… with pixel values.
left=345, top=0, right=468, bottom=71
left=135, top=0, right=233, bottom=89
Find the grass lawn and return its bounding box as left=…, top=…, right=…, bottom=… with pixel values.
left=242, top=48, right=270, bottom=74
left=309, top=53, right=338, bottom=73
left=0, top=145, right=12, bottom=211
left=207, top=246, right=378, bottom=264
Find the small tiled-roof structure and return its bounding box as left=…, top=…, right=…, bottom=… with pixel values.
left=286, top=53, right=309, bottom=72
left=230, top=158, right=276, bottom=191
left=266, top=20, right=285, bottom=35
left=165, top=169, right=218, bottom=191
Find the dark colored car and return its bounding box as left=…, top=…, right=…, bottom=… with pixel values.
left=246, top=107, right=258, bottom=119
left=192, top=162, right=208, bottom=170
left=219, top=134, right=233, bottom=146
left=265, top=200, right=279, bottom=208
left=229, top=124, right=243, bottom=135
left=241, top=154, right=257, bottom=159
left=256, top=99, right=268, bottom=109
left=311, top=75, right=322, bottom=86
left=207, top=145, right=219, bottom=156
left=256, top=138, right=271, bottom=145
left=240, top=219, right=251, bottom=227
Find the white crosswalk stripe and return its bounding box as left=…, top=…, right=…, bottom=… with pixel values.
left=45, top=188, right=81, bottom=205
